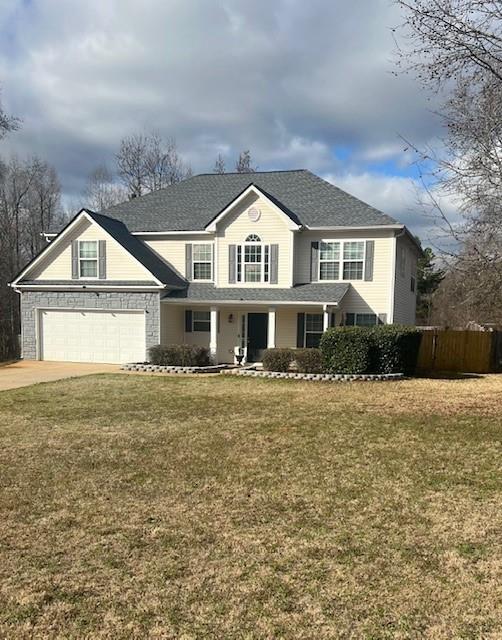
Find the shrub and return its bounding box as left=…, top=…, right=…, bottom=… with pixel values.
left=367, top=325, right=422, bottom=375
left=262, top=348, right=294, bottom=372
left=293, top=348, right=324, bottom=373
left=320, top=327, right=372, bottom=374
left=148, top=344, right=210, bottom=367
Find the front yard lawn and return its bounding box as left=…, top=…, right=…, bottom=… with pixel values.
left=0, top=374, right=501, bottom=638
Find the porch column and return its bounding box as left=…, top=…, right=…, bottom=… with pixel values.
left=267, top=307, right=276, bottom=348
left=210, top=306, right=218, bottom=362
left=323, top=304, right=330, bottom=332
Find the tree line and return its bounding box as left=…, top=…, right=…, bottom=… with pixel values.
left=395, top=0, right=502, bottom=326
left=0, top=106, right=259, bottom=359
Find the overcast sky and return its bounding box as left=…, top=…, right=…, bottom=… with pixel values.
left=0, top=0, right=456, bottom=242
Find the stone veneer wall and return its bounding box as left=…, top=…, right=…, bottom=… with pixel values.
left=20, top=290, right=160, bottom=360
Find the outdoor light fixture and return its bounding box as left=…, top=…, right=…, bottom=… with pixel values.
left=228, top=313, right=234, bottom=323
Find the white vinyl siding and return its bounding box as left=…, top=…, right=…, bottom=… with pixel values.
left=216, top=192, right=293, bottom=287
left=144, top=234, right=212, bottom=280
left=393, top=235, right=418, bottom=325
left=31, top=218, right=151, bottom=281
left=295, top=230, right=395, bottom=319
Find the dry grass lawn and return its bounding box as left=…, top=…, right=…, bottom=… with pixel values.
left=0, top=373, right=501, bottom=639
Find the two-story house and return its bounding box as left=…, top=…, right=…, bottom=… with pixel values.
left=11, top=170, right=420, bottom=364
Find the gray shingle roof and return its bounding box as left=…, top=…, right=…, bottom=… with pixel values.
left=95, top=170, right=398, bottom=232
left=18, top=280, right=160, bottom=287
left=86, top=211, right=186, bottom=287
left=163, top=282, right=350, bottom=304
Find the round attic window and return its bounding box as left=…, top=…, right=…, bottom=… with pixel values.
left=248, top=207, right=261, bottom=222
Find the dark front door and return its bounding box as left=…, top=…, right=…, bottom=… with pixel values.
left=247, top=313, right=268, bottom=362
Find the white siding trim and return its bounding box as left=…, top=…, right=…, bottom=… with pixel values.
left=388, top=234, right=397, bottom=323
left=205, top=184, right=301, bottom=232
left=11, top=209, right=164, bottom=287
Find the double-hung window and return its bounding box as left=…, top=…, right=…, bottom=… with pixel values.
left=79, top=241, right=98, bottom=278
left=237, top=235, right=269, bottom=283
left=193, top=310, right=210, bottom=332
left=305, top=313, right=323, bottom=348
left=193, top=244, right=213, bottom=281
left=319, top=242, right=340, bottom=280
left=342, top=241, right=364, bottom=280
left=319, top=240, right=365, bottom=281
left=345, top=313, right=377, bottom=326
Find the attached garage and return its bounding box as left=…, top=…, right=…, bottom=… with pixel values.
left=38, top=309, right=146, bottom=364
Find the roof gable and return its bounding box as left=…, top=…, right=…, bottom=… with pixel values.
left=205, top=183, right=301, bottom=231
left=12, top=209, right=186, bottom=288
left=68, top=170, right=400, bottom=234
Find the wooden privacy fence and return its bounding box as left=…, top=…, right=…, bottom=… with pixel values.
left=417, top=329, right=502, bottom=374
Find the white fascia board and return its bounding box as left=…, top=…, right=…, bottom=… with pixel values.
left=306, top=224, right=404, bottom=231
left=162, top=299, right=341, bottom=306
left=205, top=184, right=301, bottom=232
left=131, top=230, right=213, bottom=236
left=11, top=209, right=164, bottom=287
left=13, top=284, right=164, bottom=291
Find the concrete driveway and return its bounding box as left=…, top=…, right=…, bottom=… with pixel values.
left=0, top=360, right=119, bottom=391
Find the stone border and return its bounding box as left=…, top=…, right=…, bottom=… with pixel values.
left=121, top=363, right=229, bottom=374
left=224, top=369, right=403, bottom=382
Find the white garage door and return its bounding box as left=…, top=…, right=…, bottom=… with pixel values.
left=39, top=309, right=146, bottom=364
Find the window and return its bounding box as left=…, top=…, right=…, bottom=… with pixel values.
left=319, top=240, right=364, bottom=281
left=193, top=310, right=210, bottom=332
left=237, top=235, right=270, bottom=283
left=193, top=244, right=212, bottom=281
left=305, top=313, right=323, bottom=348
left=319, top=241, right=340, bottom=280
left=410, top=276, right=416, bottom=293
left=345, top=313, right=378, bottom=326
left=343, top=241, right=364, bottom=280
left=79, top=241, right=98, bottom=278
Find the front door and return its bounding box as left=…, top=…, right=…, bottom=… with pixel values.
left=247, top=313, right=268, bottom=362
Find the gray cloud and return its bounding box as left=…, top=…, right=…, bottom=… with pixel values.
left=0, top=0, right=448, bottom=237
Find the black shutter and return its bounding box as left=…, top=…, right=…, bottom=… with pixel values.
left=228, top=245, right=236, bottom=283
left=98, top=240, right=106, bottom=279
left=185, top=309, right=192, bottom=333
left=71, top=241, right=78, bottom=279
left=364, top=240, right=375, bottom=281
left=296, top=313, right=305, bottom=348
left=311, top=241, right=319, bottom=282
left=329, top=312, right=336, bottom=327
left=185, top=244, right=193, bottom=281
left=345, top=313, right=355, bottom=326
left=270, top=244, right=279, bottom=284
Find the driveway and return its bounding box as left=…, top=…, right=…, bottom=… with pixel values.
left=0, top=361, right=119, bottom=391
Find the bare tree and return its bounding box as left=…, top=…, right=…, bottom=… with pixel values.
left=0, top=90, right=20, bottom=140
left=235, top=150, right=256, bottom=173
left=213, top=154, right=226, bottom=174
left=83, top=164, right=127, bottom=211
left=0, top=156, right=63, bottom=360
left=116, top=132, right=191, bottom=198
left=395, top=0, right=502, bottom=323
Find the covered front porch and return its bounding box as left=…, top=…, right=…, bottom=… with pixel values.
left=160, top=302, right=341, bottom=364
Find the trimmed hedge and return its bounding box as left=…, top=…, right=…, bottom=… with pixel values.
left=367, top=325, right=422, bottom=375
left=320, top=325, right=422, bottom=375
left=262, top=348, right=294, bottom=372
left=293, top=348, right=324, bottom=373
left=148, top=344, right=210, bottom=367
left=320, top=327, right=372, bottom=374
